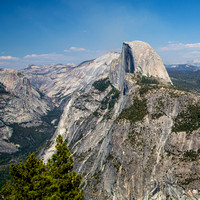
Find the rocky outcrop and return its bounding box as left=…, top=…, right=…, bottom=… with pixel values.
left=21, top=52, right=120, bottom=107
left=0, top=69, right=54, bottom=154
left=43, top=75, right=199, bottom=200
left=0, top=69, right=52, bottom=123
left=42, top=41, right=199, bottom=199
left=108, top=83, right=199, bottom=200
left=123, top=41, right=172, bottom=83
left=110, top=41, right=172, bottom=91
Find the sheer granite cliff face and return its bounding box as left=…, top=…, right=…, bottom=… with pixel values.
left=40, top=41, right=199, bottom=199
left=44, top=78, right=199, bottom=200
left=122, top=41, right=172, bottom=84
left=110, top=41, right=172, bottom=91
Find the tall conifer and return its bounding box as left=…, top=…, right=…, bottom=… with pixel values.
left=0, top=135, right=83, bottom=200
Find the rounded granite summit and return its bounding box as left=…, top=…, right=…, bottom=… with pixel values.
left=122, top=40, right=172, bottom=84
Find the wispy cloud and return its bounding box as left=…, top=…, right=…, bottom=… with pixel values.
left=24, top=53, right=54, bottom=59
left=158, top=42, right=200, bottom=64
left=0, top=62, right=9, bottom=66
left=23, top=53, right=74, bottom=61
left=159, top=42, right=200, bottom=51
left=64, top=46, right=87, bottom=52
left=70, top=46, right=86, bottom=51
left=63, top=50, right=70, bottom=52
left=0, top=56, right=19, bottom=60
left=0, top=48, right=110, bottom=69
left=0, top=53, right=78, bottom=69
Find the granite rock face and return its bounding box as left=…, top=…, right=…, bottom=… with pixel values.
left=0, top=69, right=54, bottom=154
left=42, top=41, right=199, bottom=199
left=123, top=41, right=172, bottom=84
left=110, top=41, right=172, bottom=91
left=21, top=52, right=120, bottom=107
left=0, top=69, right=52, bottom=123
left=3, top=40, right=197, bottom=199
left=43, top=77, right=199, bottom=200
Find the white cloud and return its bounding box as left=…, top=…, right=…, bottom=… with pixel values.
left=24, top=53, right=73, bottom=61
left=64, top=46, right=87, bottom=52
left=159, top=42, right=200, bottom=51
left=24, top=53, right=51, bottom=59
left=0, top=48, right=109, bottom=69
left=0, top=53, right=77, bottom=69
left=0, top=56, right=19, bottom=60
left=0, top=51, right=86, bottom=69
left=70, top=47, right=86, bottom=51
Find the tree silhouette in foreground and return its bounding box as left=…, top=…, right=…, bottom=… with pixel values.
left=0, top=135, right=84, bottom=199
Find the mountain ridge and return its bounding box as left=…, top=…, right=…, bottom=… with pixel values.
left=0, top=68, right=57, bottom=160
left=0, top=41, right=199, bottom=199
left=166, top=64, right=200, bottom=72
left=39, top=41, right=199, bottom=199
left=21, top=52, right=120, bottom=107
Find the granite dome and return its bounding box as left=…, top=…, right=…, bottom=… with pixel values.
left=122, top=41, right=172, bottom=84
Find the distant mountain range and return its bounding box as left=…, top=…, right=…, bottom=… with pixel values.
left=165, top=64, right=200, bottom=71
left=165, top=63, right=200, bottom=95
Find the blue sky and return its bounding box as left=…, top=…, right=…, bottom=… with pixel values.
left=1, top=0, right=200, bottom=69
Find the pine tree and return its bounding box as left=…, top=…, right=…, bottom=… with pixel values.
left=46, top=135, right=83, bottom=199
left=0, top=153, right=49, bottom=199
left=0, top=135, right=84, bottom=200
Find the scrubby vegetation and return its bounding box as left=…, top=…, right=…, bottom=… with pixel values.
left=118, top=98, right=148, bottom=122
left=182, top=149, right=199, bottom=161
left=151, top=98, right=165, bottom=119
left=151, top=112, right=164, bottom=119
left=92, top=78, right=120, bottom=119
left=172, top=104, right=200, bottom=133
left=181, top=176, right=200, bottom=185
left=92, top=78, right=110, bottom=92
left=0, top=135, right=84, bottom=199
left=100, top=87, right=120, bottom=110
left=0, top=83, right=9, bottom=95
left=0, top=166, right=10, bottom=190
left=139, top=76, right=159, bottom=85
left=128, top=130, right=143, bottom=148
left=139, top=85, right=152, bottom=96
left=42, top=108, right=62, bottom=126
left=135, top=76, right=160, bottom=96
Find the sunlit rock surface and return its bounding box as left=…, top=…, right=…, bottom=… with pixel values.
left=21, top=52, right=120, bottom=107
left=0, top=69, right=53, bottom=153
left=41, top=41, right=199, bottom=199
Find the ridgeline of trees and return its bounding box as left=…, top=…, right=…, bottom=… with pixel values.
left=0, top=135, right=84, bottom=200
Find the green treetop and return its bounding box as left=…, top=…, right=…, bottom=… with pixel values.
left=0, top=135, right=84, bottom=200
